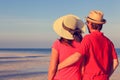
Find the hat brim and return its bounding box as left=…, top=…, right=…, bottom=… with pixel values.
left=86, top=17, right=106, bottom=24
left=53, top=15, right=86, bottom=40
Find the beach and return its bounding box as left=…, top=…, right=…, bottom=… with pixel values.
left=0, top=52, right=50, bottom=80
left=0, top=52, right=119, bottom=80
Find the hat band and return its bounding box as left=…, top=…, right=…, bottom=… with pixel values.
left=62, top=22, right=81, bottom=35
left=87, top=17, right=101, bottom=22
left=62, top=22, right=75, bottom=35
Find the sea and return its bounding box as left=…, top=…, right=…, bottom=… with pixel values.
left=116, top=48, right=120, bottom=57
left=0, top=48, right=119, bottom=80
left=0, top=48, right=51, bottom=79
left=0, top=48, right=51, bottom=54
left=0, top=48, right=120, bottom=57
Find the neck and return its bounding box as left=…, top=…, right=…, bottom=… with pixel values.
left=90, top=29, right=100, bottom=33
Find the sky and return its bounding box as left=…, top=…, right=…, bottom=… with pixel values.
left=0, top=0, right=120, bottom=48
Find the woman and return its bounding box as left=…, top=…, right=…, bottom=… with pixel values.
left=48, top=14, right=85, bottom=80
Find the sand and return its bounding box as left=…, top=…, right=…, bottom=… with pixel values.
left=0, top=52, right=119, bottom=80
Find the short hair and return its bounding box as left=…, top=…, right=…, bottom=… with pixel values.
left=91, top=23, right=103, bottom=31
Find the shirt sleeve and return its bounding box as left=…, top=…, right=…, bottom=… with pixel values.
left=52, top=40, right=60, bottom=52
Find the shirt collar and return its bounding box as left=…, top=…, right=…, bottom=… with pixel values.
left=91, top=30, right=103, bottom=36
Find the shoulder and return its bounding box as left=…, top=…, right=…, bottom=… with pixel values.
left=52, top=39, right=61, bottom=49
left=82, top=34, right=91, bottom=41
left=80, top=34, right=91, bottom=47
left=53, top=39, right=60, bottom=44
left=103, top=35, right=114, bottom=45
left=52, top=39, right=62, bottom=45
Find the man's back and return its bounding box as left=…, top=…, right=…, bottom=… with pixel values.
left=81, top=31, right=118, bottom=80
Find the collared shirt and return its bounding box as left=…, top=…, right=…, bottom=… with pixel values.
left=78, top=31, right=118, bottom=77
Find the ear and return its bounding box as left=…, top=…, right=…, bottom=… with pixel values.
left=87, top=22, right=93, bottom=32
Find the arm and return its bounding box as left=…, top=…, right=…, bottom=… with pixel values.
left=48, top=48, right=59, bottom=80
left=109, top=59, right=119, bottom=77
left=58, top=52, right=82, bottom=70
left=81, top=57, right=85, bottom=76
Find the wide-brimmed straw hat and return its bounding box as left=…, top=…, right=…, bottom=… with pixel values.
left=86, top=10, right=106, bottom=24
left=53, top=14, right=85, bottom=40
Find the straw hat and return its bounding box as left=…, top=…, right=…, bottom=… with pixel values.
left=86, top=10, right=106, bottom=24
left=53, top=14, right=85, bottom=40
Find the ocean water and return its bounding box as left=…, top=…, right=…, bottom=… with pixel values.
left=0, top=48, right=50, bottom=79
left=0, top=48, right=119, bottom=80
left=116, top=48, right=120, bottom=58
left=0, top=48, right=51, bottom=54
left=0, top=48, right=120, bottom=57
left=116, top=48, right=120, bottom=57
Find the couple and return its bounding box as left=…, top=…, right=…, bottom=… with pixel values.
left=48, top=10, right=119, bottom=80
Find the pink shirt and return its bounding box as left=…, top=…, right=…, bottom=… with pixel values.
left=78, top=31, right=118, bottom=80
left=52, top=40, right=83, bottom=80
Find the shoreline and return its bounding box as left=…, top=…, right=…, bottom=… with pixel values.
left=0, top=52, right=49, bottom=80
left=0, top=52, right=119, bottom=80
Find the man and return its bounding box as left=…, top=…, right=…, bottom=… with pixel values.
left=58, top=10, right=119, bottom=80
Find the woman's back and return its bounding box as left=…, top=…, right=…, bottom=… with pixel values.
left=53, top=40, right=83, bottom=80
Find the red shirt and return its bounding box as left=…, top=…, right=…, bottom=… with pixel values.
left=52, top=40, right=83, bottom=80
left=78, top=31, right=118, bottom=80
